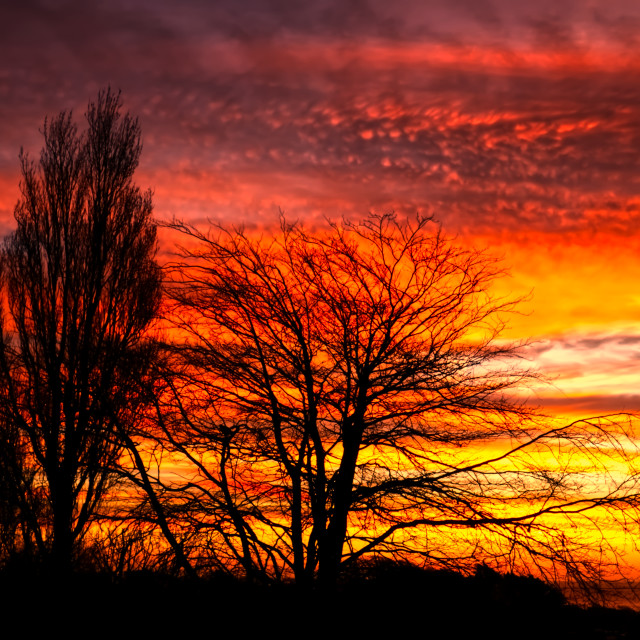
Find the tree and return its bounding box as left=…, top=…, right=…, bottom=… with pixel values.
left=0, top=408, right=42, bottom=565
left=0, top=89, right=162, bottom=573
left=152, top=214, right=640, bottom=593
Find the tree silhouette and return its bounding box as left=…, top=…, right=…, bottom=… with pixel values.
left=0, top=409, right=41, bottom=565
left=0, top=89, right=161, bottom=573
left=152, top=214, right=640, bottom=590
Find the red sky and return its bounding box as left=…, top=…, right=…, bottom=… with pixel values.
left=1, top=0, right=640, bottom=417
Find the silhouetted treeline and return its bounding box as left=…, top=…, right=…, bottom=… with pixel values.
left=1, top=558, right=638, bottom=638
left=1, top=90, right=640, bottom=617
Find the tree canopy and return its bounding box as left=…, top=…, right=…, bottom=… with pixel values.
left=134, top=214, right=640, bottom=592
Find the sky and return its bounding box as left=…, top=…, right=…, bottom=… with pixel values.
left=1, top=0, right=640, bottom=417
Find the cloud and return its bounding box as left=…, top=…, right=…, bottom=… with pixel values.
left=2, top=2, right=639, bottom=427
left=517, top=331, right=640, bottom=415
left=2, top=0, right=640, bottom=238
left=533, top=393, right=640, bottom=415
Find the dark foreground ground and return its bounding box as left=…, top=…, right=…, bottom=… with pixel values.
left=0, top=562, right=638, bottom=638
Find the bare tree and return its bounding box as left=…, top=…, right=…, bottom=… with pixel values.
left=0, top=89, right=161, bottom=573
left=0, top=410, right=42, bottom=565
left=153, top=213, right=640, bottom=594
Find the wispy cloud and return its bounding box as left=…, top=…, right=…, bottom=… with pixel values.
left=521, top=330, right=640, bottom=416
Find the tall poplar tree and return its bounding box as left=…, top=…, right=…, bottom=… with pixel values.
left=0, top=89, right=161, bottom=572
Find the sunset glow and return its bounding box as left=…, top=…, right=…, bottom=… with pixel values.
left=2, top=0, right=640, bottom=603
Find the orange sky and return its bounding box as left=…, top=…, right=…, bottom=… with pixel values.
left=1, top=0, right=639, bottom=417
left=2, top=1, right=640, bottom=584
